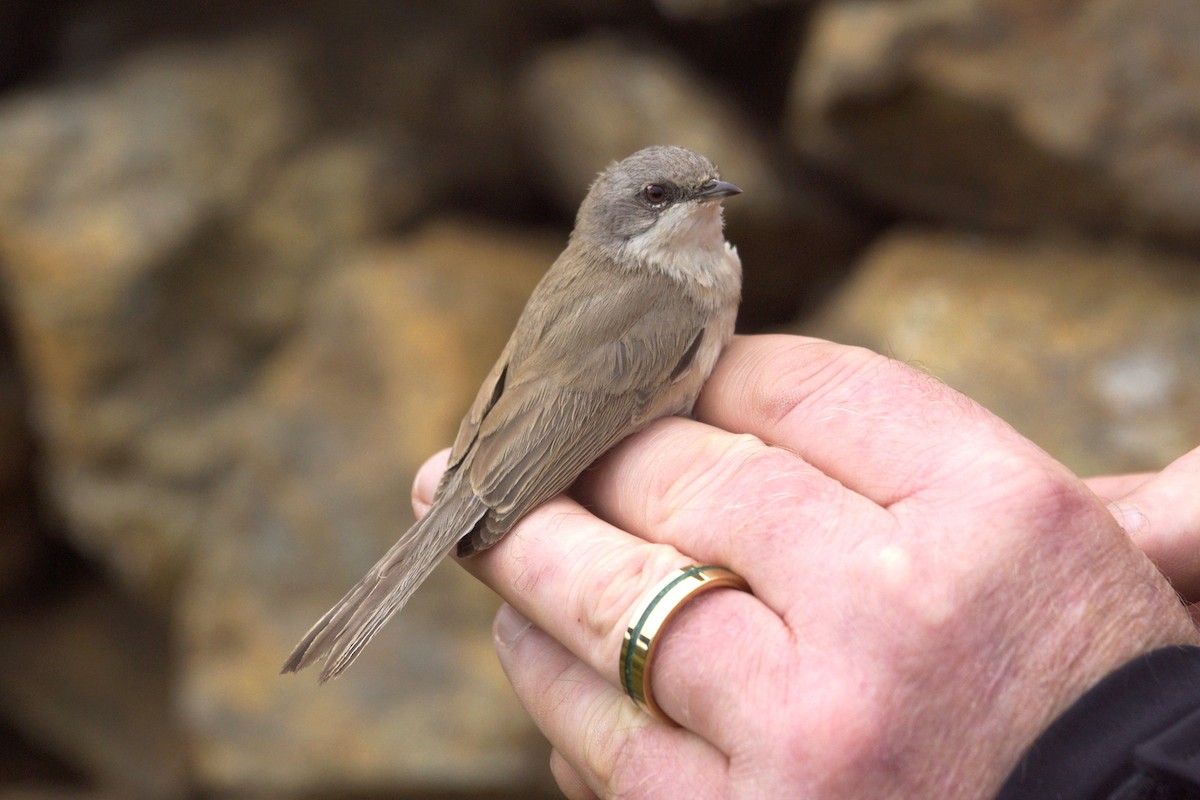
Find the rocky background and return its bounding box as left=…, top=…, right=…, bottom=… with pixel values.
left=0, top=0, right=1198, bottom=797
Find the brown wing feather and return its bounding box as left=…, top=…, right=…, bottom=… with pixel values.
left=460, top=388, right=644, bottom=549
left=446, top=346, right=512, bottom=477
left=455, top=268, right=706, bottom=554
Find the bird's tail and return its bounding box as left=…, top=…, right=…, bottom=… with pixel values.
left=281, top=484, right=486, bottom=682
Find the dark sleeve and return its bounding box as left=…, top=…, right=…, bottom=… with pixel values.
left=996, top=645, right=1200, bottom=800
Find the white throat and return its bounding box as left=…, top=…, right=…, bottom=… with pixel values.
left=623, top=201, right=741, bottom=296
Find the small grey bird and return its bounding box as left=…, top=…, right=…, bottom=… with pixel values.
left=282, top=145, right=742, bottom=681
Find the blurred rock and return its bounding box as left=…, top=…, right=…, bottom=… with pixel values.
left=178, top=220, right=558, bottom=794
left=806, top=230, right=1200, bottom=475
left=0, top=791, right=111, bottom=796
left=287, top=0, right=546, bottom=215
left=0, top=575, right=187, bottom=798
left=654, top=0, right=805, bottom=20
left=53, top=0, right=544, bottom=213
left=0, top=717, right=86, bottom=790
left=791, top=0, right=1200, bottom=243
left=0, top=1, right=1193, bottom=798
left=520, top=34, right=873, bottom=327
left=0, top=791, right=113, bottom=800
left=0, top=36, right=421, bottom=602
left=0, top=0, right=59, bottom=91
left=0, top=310, right=39, bottom=597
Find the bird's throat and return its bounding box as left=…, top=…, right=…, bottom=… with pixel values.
left=624, top=202, right=741, bottom=299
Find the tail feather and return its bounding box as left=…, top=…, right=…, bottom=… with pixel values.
left=281, top=485, right=487, bottom=681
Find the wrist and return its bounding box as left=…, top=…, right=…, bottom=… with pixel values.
left=866, top=512, right=1198, bottom=799
left=961, top=539, right=1198, bottom=799
left=997, top=646, right=1200, bottom=799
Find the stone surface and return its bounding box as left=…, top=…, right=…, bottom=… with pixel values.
left=806, top=230, right=1200, bottom=476
left=0, top=36, right=420, bottom=602
left=0, top=791, right=114, bottom=800
left=520, top=34, right=872, bottom=327
left=0, top=316, right=39, bottom=597
left=177, top=221, right=559, bottom=794
left=791, top=0, right=1200, bottom=242
left=52, top=0, right=539, bottom=213
left=0, top=1, right=54, bottom=92
left=0, top=575, right=188, bottom=798
left=654, top=0, right=805, bottom=20
left=0, top=2, right=1196, bottom=797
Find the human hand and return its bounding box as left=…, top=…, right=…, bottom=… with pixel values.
left=1086, top=445, right=1200, bottom=611
left=413, top=335, right=1198, bottom=800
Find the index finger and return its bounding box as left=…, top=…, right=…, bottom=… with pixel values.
left=694, top=335, right=1079, bottom=508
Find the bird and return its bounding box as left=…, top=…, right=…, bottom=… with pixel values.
left=282, top=145, right=743, bottom=682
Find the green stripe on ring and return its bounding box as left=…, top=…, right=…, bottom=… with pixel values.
left=621, top=565, right=722, bottom=699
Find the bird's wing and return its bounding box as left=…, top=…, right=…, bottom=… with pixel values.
left=454, top=262, right=707, bottom=553
left=443, top=341, right=511, bottom=483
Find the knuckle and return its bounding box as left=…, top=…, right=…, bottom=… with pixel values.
left=1019, top=469, right=1104, bottom=536
left=652, top=432, right=765, bottom=525
left=656, top=433, right=818, bottom=529
left=568, top=538, right=688, bottom=647
left=750, top=340, right=891, bottom=430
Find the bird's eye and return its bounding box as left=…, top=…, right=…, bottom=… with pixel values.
left=643, top=184, right=668, bottom=205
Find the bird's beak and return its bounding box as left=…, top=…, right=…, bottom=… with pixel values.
left=695, top=179, right=743, bottom=199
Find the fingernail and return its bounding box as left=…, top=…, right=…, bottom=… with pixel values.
left=1108, top=501, right=1148, bottom=537
left=494, top=603, right=533, bottom=648
left=411, top=449, right=452, bottom=516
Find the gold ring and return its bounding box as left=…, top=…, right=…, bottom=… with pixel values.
left=620, top=564, right=751, bottom=725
